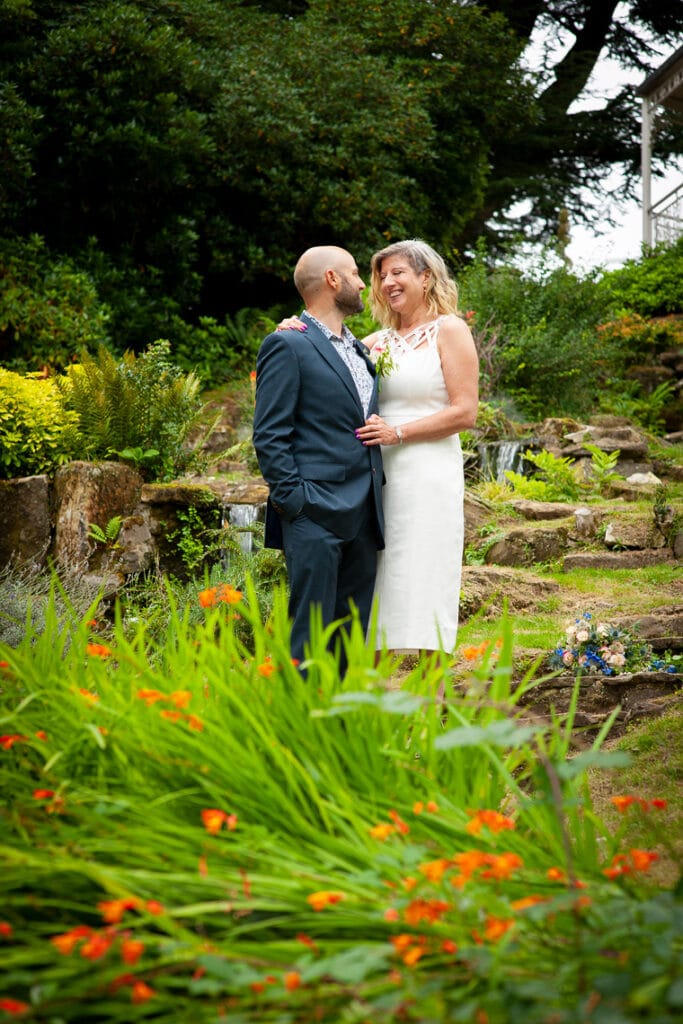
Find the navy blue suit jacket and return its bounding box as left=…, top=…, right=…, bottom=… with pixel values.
left=252, top=313, right=385, bottom=550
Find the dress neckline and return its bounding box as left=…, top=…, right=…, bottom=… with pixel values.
left=389, top=317, right=442, bottom=350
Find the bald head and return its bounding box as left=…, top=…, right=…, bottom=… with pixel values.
left=293, top=246, right=355, bottom=301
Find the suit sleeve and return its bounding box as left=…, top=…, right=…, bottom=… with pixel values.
left=252, top=331, right=305, bottom=519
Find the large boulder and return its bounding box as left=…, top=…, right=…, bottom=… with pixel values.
left=0, top=475, right=52, bottom=568
left=53, top=461, right=143, bottom=568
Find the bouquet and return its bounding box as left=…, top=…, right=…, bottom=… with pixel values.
left=547, top=612, right=676, bottom=677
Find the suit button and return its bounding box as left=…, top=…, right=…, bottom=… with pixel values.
left=371, top=468, right=376, bottom=474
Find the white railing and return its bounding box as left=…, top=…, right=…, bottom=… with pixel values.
left=651, top=181, right=683, bottom=245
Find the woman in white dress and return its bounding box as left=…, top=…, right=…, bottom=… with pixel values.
left=355, top=240, right=479, bottom=655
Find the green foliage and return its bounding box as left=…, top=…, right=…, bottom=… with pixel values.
left=0, top=234, right=112, bottom=372
left=164, top=505, right=222, bottom=575
left=57, top=340, right=208, bottom=480
left=0, top=596, right=681, bottom=1020
left=458, top=247, right=617, bottom=417
left=505, top=448, right=581, bottom=502
left=598, top=237, right=683, bottom=316
left=87, top=515, right=122, bottom=549
left=0, top=367, right=81, bottom=478
left=599, top=379, right=676, bottom=435
left=170, top=309, right=264, bottom=388
left=583, top=443, right=622, bottom=496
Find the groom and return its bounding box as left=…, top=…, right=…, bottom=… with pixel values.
left=253, top=245, right=384, bottom=668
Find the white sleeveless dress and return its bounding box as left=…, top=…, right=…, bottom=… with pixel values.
left=372, top=318, right=464, bottom=652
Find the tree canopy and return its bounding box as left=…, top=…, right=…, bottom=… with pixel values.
left=1, top=0, right=681, bottom=343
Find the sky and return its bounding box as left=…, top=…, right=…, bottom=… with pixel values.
left=520, top=7, right=683, bottom=273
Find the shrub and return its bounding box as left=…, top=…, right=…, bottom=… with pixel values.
left=598, top=236, right=683, bottom=316
left=170, top=309, right=264, bottom=388
left=0, top=234, right=112, bottom=372
left=57, top=340, right=210, bottom=480
left=457, top=247, right=617, bottom=418
left=0, top=368, right=81, bottom=479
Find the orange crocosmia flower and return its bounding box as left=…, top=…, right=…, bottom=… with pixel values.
left=388, top=809, right=410, bottom=834
left=201, top=808, right=230, bottom=834
left=216, top=584, right=243, bottom=605
left=466, top=809, right=515, bottom=835
left=51, top=925, right=92, bottom=955
left=404, top=898, right=450, bottom=926
left=419, top=858, right=451, bottom=883
left=402, top=876, right=418, bottom=892
left=160, top=709, right=183, bottom=722
left=546, top=866, right=566, bottom=882
left=35, top=731, right=47, bottom=741
left=98, top=898, right=140, bottom=924
left=137, top=688, right=167, bottom=705
left=187, top=714, right=204, bottom=732
left=413, top=801, right=424, bottom=814
left=426, top=800, right=439, bottom=813
left=198, top=855, right=208, bottom=878
left=284, top=971, right=302, bottom=992
left=0, top=922, right=13, bottom=937
left=651, top=798, right=667, bottom=810
left=120, top=938, right=144, bottom=965
left=511, top=895, right=547, bottom=912
left=198, top=587, right=218, bottom=608
left=79, top=688, right=99, bottom=703
left=131, top=981, right=156, bottom=1004
left=296, top=932, right=319, bottom=952
left=384, top=908, right=400, bottom=922
left=403, top=944, right=426, bottom=967
left=1, top=734, right=28, bottom=750
left=481, top=852, right=523, bottom=881
left=32, top=788, right=55, bottom=800
left=306, top=890, right=345, bottom=911
left=86, top=642, right=112, bottom=658
left=482, top=915, right=515, bottom=943
left=80, top=930, right=115, bottom=960
left=441, top=938, right=458, bottom=954
left=369, top=823, right=395, bottom=841
left=249, top=370, right=257, bottom=383
left=250, top=981, right=266, bottom=994
left=169, top=690, right=192, bottom=709
left=145, top=900, right=164, bottom=915
left=629, top=848, right=659, bottom=872
left=452, top=850, right=489, bottom=879
left=225, top=813, right=238, bottom=831
left=257, top=658, right=277, bottom=678
left=0, top=998, right=30, bottom=1015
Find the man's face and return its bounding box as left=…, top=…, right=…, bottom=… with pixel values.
left=334, top=255, right=365, bottom=316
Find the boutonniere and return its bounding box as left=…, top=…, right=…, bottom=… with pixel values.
left=369, top=337, right=395, bottom=381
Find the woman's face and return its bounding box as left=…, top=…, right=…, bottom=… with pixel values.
left=378, top=255, right=428, bottom=317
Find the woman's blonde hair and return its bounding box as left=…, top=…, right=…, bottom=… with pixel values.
left=370, top=239, right=459, bottom=329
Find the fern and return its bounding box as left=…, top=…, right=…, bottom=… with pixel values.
left=505, top=448, right=581, bottom=502
left=58, top=341, right=207, bottom=479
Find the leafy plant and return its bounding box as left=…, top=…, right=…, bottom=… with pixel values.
left=0, top=367, right=81, bottom=479
left=598, top=236, right=683, bottom=316
left=164, top=505, right=222, bottom=575
left=505, top=448, right=581, bottom=502
left=57, top=340, right=211, bottom=480
left=599, top=378, right=675, bottom=434
left=87, top=515, right=123, bottom=550
left=583, top=443, right=622, bottom=496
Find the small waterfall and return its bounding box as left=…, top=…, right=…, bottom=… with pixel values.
left=223, top=503, right=260, bottom=555
left=477, top=440, right=526, bottom=483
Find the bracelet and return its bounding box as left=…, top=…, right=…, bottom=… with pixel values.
left=395, top=425, right=405, bottom=444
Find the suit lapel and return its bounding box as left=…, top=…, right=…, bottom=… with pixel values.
left=302, top=317, right=367, bottom=415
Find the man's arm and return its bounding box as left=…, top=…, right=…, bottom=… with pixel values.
left=252, top=331, right=305, bottom=519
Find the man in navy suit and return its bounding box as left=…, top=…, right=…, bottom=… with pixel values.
left=253, top=245, right=384, bottom=669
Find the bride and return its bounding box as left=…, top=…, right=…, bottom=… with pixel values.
left=278, top=238, right=479, bottom=656
left=356, top=239, right=479, bottom=656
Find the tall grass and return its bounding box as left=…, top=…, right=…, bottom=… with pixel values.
left=0, top=580, right=680, bottom=1021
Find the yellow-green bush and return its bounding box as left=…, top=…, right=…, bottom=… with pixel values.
left=0, top=368, right=81, bottom=478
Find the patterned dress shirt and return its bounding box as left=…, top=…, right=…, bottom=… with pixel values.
left=304, top=311, right=374, bottom=419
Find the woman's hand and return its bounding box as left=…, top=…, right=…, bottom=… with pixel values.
left=276, top=315, right=307, bottom=332
left=355, top=414, right=402, bottom=446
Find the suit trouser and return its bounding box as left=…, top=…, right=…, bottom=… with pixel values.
left=280, top=500, right=378, bottom=670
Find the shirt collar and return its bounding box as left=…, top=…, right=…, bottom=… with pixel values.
left=303, top=310, right=356, bottom=346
